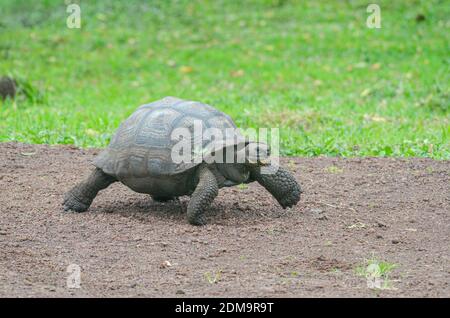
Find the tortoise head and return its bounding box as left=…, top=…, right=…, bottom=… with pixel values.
left=244, top=141, right=271, bottom=167
left=214, top=141, right=271, bottom=185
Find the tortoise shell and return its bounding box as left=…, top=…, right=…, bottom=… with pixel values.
left=94, top=97, right=244, bottom=179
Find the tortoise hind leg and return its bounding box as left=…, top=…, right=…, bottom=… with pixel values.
left=187, top=165, right=218, bottom=226
left=63, top=168, right=116, bottom=212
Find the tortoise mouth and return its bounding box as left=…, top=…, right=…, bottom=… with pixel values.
left=257, top=158, right=271, bottom=166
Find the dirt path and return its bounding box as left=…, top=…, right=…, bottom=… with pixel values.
left=0, top=142, right=448, bottom=297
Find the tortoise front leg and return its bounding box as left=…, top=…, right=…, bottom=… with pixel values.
left=187, top=165, right=218, bottom=226
left=63, top=168, right=116, bottom=212
left=250, top=165, right=301, bottom=209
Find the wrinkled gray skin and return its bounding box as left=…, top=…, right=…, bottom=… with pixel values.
left=63, top=153, right=301, bottom=225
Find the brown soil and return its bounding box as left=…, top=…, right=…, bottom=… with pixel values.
left=0, top=142, right=449, bottom=297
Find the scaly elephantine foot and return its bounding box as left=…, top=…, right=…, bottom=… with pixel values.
left=62, top=168, right=116, bottom=213
left=186, top=165, right=219, bottom=226
left=277, top=187, right=301, bottom=208
left=63, top=189, right=91, bottom=212
left=187, top=213, right=207, bottom=226
left=250, top=165, right=301, bottom=209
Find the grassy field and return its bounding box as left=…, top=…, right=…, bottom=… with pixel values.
left=0, top=0, right=449, bottom=158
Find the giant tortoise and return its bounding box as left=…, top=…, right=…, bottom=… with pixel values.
left=63, top=97, right=301, bottom=225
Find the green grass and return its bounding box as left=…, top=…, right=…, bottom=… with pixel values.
left=356, top=257, right=398, bottom=290
left=0, top=0, right=449, bottom=158
left=204, top=270, right=222, bottom=284
left=325, top=165, right=344, bottom=174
